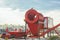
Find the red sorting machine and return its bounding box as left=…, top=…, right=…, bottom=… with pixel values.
left=25, top=8, right=44, bottom=36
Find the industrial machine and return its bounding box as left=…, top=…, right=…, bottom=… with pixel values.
left=1, top=8, right=60, bottom=39
left=1, top=27, right=28, bottom=38
left=25, top=8, right=60, bottom=38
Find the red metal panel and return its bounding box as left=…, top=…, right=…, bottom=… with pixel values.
left=25, top=8, right=44, bottom=36
left=25, top=8, right=39, bottom=23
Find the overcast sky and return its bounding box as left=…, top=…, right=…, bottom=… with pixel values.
left=0, top=0, right=60, bottom=25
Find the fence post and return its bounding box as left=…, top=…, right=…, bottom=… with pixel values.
left=0, top=34, right=2, bottom=40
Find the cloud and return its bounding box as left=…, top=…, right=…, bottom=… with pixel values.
left=0, top=7, right=26, bottom=25
left=0, top=0, right=4, bottom=3
left=0, top=0, right=60, bottom=10
left=36, top=9, right=60, bottom=25
left=50, top=1, right=60, bottom=4
left=41, top=10, right=60, bottom=25
left=0, top=0, right=60, bottom=26
left=0, top=7, right=60, bottom=26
